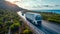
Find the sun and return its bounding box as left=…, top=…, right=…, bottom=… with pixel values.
left=5, top=0, right=18, bottom=4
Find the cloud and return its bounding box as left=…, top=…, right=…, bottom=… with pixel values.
left=15, top=0, right=60, bottom=10
left=31, top=5, right=60, bottom=8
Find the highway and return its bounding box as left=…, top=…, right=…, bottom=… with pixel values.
left=17, top=11, right=60, bottom=34
left=42, top=20, right=60, bottom=34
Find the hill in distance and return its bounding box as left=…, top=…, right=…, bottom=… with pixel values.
left=0, top=1, right=25, bottom=11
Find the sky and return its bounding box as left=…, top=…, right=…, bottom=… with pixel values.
left=15, top=0, right=60, bottom=10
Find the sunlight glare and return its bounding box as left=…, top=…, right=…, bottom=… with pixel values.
left=5, top=0, right=19, bottom=4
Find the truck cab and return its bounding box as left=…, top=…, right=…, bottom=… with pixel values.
left=35, top=15, right=42, bottom=25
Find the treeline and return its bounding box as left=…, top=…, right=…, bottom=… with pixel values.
left=40, top=12, right=60, bottom=24
left=0, top=9, right=33, bottom=34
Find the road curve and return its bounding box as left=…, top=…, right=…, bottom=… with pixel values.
left=17, top=11, right=45, bottom=34
left=17, top=11, right=60, bottom=34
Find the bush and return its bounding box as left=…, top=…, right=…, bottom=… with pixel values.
left=10, top=23, right=20, bottom=31
left=23, top=29, right=32, bottom=34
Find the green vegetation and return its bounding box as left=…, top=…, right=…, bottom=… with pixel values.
left=0, top=9, right=21, bottom=34
left=10, top=23, right=20, bottom=31
left=40, top=12, right=60, bottom=24
left=23, top=29, right=32, bottom=34
left=0, top=9, right=33, bottom=34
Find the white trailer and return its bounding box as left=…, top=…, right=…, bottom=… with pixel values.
left=25, top=12, right=42, bottom=26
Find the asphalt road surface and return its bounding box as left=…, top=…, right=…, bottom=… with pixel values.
left=17, top=11, right=60, bottom=34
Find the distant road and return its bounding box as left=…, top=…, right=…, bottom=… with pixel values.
left=17, top=11, right=60, bottom=34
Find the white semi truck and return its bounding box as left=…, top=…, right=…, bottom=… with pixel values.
left=23, top=12, right=42, bottom=26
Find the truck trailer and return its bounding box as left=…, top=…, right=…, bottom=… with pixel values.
left=24, top=12, right=42, bottom=26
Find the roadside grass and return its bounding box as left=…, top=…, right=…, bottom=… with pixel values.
left=40, top=12, right=60, bottom=24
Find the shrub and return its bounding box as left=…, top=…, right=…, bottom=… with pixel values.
left=23, top=29, right=32, bottom=34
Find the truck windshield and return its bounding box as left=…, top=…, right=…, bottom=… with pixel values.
left=35, top=15, right=41, bottom=20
